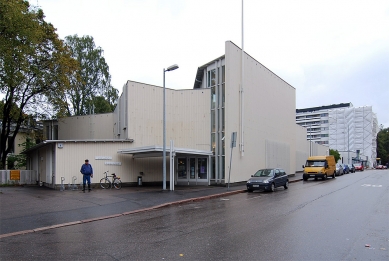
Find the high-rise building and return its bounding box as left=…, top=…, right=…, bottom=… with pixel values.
left=296, top=103, right=378, bottom=167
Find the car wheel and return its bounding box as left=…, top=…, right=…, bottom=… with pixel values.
left=322, top=174, right=327, bottom=180
left=332, top=172, right=336, bottom=178
left=247, top=189, right=253, bottom=193
left=284, top=180, right=289, bottom=189
left=270, top=183, right=275, bottom=192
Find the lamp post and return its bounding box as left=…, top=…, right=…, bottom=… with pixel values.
left=347, top=125, right=350, bottom=164
left=163, top=64, right=179, bottom=190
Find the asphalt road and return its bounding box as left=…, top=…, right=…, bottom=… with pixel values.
left=0, top=170, right=388, bottom=260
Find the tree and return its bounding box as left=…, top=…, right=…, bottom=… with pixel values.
left=63, top=35, right=118, bottom=116
left=329, top=149, right=341, bottom=163
left=377, top=127, right=389, bottom=165
left=0, top=0, right=78, bottom=169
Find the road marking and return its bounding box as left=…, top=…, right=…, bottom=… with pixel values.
left=246, top=196, right=261, bottom=200
left=361, top=184, right=382, bottom=187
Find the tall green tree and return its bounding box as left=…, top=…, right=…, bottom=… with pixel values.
left=329, top=149, right=341, bottom=163
left=377, top=126, right=389, bottom=165
left=0, top=0, right=78, bottom=168
left=63, top=35, right=118, bottom=115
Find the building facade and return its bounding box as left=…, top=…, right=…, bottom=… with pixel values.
left=23, top=41, right=328, bottom=188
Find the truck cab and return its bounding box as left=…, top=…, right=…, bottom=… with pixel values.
left=303, top=155, right=336, bottom=181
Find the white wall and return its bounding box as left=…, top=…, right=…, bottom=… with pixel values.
left=224, top=41, right=297, bottom=181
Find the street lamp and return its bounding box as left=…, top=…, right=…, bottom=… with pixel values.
left=163, top=64, right=179, bottom=190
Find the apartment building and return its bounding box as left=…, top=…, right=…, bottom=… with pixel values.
left=296, top=103, right=378, bottom=167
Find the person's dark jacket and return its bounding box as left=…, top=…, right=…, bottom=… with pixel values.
left=80, top=164, right=93, bottom=175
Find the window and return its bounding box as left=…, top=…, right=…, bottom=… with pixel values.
left=207, top=69, right=216, bottom=87
left=211, top=87, right=216, bottom=109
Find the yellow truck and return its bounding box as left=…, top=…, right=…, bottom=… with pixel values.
left=302, top=155, right=336, bottom=181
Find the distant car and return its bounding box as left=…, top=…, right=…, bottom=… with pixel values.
left=336, top=164, right=344, bottom=176
left=342, top=164, right=350, bottom=174
left=376, top=165, right=383, bottom=169
left=354, top=163, right=364, bottom=171
left=247, top=168, right=289, bottom=192
left=347, top=164, right=355, bottom=173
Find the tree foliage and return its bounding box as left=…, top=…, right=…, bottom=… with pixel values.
left=63, top=35, right=118, bottom=115
left=377, top=126, right=389, bottom=165
left=0, top=0, right=78, bottom=168
left=329, top=149, right=341, bottom=163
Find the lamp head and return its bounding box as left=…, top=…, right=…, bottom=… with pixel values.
left=166, top=64, right=179, bottom=71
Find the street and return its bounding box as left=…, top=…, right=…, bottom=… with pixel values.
left=0, top=170, right=388, bottom=260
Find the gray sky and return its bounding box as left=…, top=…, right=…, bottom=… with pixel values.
left=37, top=0, right=389, bottom=128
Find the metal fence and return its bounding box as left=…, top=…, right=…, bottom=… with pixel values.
left=0, top=170, right=38, bottom=185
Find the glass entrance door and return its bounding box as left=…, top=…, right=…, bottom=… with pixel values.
left=198, top=158, right=208, bottom=180
left=177, top=157, right=208, bottom=185
left=177, top=158, right=187, bottom=180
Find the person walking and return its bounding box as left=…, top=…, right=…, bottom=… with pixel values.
left=80, top=159, right=93, bottom=192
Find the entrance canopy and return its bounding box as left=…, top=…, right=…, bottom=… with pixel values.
left=117, top=145, right=213, bottom=158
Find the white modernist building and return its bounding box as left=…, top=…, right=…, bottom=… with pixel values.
left=24, top=41, right=328, bottom=189
left=296, top=103, right=378, bottom=167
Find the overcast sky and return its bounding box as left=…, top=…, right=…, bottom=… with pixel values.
left=36, top=0, right=389, bottom=128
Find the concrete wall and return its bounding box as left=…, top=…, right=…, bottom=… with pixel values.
left=224, top=41, right=297, bottom=181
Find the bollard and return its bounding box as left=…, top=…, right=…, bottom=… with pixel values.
left=60, top=177, right=65, bottom=191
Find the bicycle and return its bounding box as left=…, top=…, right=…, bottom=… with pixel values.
left=100, top=171, right=122, bottom=189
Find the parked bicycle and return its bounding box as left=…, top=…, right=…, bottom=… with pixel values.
left=100, top=171, right=122, bottom=189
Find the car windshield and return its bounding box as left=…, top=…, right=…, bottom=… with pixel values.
left=354, top=163, right=361, bottom=166
left=253, top=169, right=273, bottom=177
left=305, top=160, right=325, bottom=167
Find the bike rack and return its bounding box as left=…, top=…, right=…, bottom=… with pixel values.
left=71, top=176, right=78, bottom=190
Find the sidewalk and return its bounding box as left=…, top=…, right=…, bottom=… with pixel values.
left=0, top=173, right=303, bottom=238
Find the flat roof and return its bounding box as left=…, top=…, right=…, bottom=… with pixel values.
left=296, top=103, right=353, bottom=113
left=118, top=145, right=213, bottom=158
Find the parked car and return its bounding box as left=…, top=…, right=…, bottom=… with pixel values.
left=342, top=164, right=350, bottom=174
left=354, top=163, right=364, bottom=171
left=335, top=164, right=344, bottom=176
left=247, top=168, right=289, bottom=192
left=376, top=165, right=383, bottom=169
left=347, top=164, right=355, bottom=173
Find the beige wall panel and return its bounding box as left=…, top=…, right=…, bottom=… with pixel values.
left=53, top=142, right=168, bottom=185
left=13, top=132, right=28, bottom=155
left=58, top=113, right=114, bottom=140
left=125, top=81, right=211, bottom=150
left=225, top=41, right=297, bottom=181
left=295, top=124, right=329, bottom=171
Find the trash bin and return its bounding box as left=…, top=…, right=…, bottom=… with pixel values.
left=137, top=176, right=142, bottom=186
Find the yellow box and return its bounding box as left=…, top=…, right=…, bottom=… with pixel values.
left=10, top=170, right=20, bottom=180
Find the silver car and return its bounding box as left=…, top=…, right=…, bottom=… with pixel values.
left=335, top=164, right=344, bottom=176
